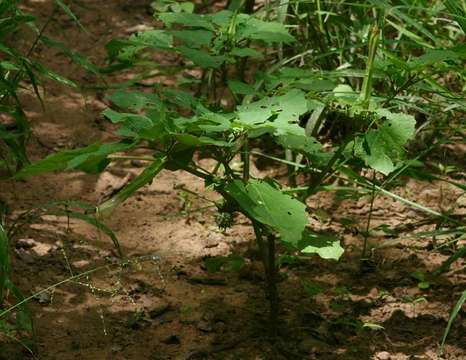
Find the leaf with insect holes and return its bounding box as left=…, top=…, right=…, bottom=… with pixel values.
left=225, top=179, right=308, bottom=246
left=354, top=109, right=416, bottom=175
left=236, top=89, right=308, bottom=135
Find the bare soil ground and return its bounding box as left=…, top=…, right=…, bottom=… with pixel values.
left=1, top=1, right=466, bottom=359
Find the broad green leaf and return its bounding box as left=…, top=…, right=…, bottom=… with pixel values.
left=16, top=141, right=135, bottom=179
left=97, top=156, right=166, bottom=218
left=161, top=89, right=198, bottom=109
left=171, top=30, right=213, bottom=48
left=409, top=49, right=461, bottom=68
left=227, top=79, right=255, bottom=95
left=103, top=109, right=158, bottom=138
left=109, top=91, right=161, bottom=112
left=354, top=110, right=416, bottom=175
left=230, top=47, right=263, bottom=58
left=210, top=10, right=234, bottom=26
left=178, top=46, right=225, bottom=68
left=158, top=12, right=213, bottom=30
left=375, top=109, right=416, bottom=146
left=236, top=89, right=307, bottom=135
left=173, top=134, right=231, bottom=147
left=299, top=231, right=344, bottom=260
left=225, top=179, right=308, bottom=246
left=174, top=112, right=232, bottom=133
left=129, top=29, right=173, bottom=49
left=66, top=141, right=136, bottom=172
left=332, top=84, right=358, bottom=104
left=275, top=133, right=322, bottom=155
left=237, top=15, right=295, bottom=43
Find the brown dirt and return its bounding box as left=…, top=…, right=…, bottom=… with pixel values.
left=1, top=1, right=466, bottom=359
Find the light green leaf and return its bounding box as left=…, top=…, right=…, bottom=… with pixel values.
left=225, top=179, right=308, bottom=246
left=299, top=232, right=344, bottom=260
left=355, top=110, right=416, bottom=175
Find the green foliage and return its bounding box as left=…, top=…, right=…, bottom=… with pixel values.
left=0, top=0, right=96, bottom=173
left=225, top=179, right=308, bottom=246
left=441, top=290, right=466, bottom=354
left=11, top=0, right=466, bottom=344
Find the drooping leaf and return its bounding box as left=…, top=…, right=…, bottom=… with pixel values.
left=96, top=156, right=167, bottom=219
left=16, top=141, right=135, bottom=179
left=225, top=179, right=308, bottom=246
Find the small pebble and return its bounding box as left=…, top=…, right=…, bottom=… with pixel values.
left=376, top=351, right=391, bottom=360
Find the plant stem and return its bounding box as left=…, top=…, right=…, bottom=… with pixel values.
left=266, top=233, right=278, bottom=337
left=362, top=170, right=376, bottom=259
left=242, top=135, right=250, bottom=182
left=253, top=223, right=278, bottom=337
